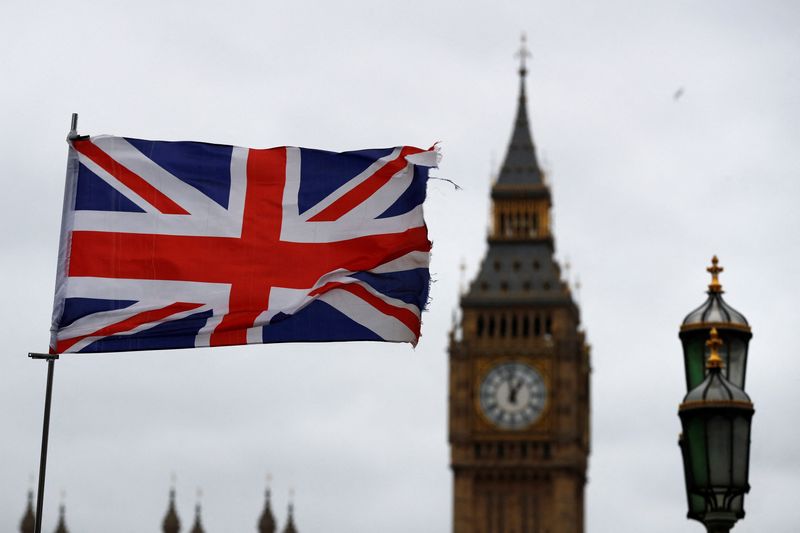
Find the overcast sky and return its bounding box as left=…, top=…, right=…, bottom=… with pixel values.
left=2, top=1, right=800, bottom=532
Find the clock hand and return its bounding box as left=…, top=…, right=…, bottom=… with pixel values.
left=508, top=379, right=523, bottom=404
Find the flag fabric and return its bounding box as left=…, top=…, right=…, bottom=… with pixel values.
left=50, top=135, right=438, bottom=354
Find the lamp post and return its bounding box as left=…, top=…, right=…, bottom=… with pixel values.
left=679, top=329, right=754, bottom=532
left=678, top=258, right=754, bottom=532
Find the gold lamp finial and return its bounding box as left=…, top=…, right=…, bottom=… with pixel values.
left=705, top=327, right=724, bottom=369
left=706, top=255, right=724, bottom=293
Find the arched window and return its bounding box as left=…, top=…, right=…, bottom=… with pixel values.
left=511, top=315, right=518, bottom=337
left=545, top=315, right=553, bottom=335
left=499, top=315, right=507, bottom=337
left=523, top=315, right=530, bottom=337
left=488, top=316, right=496, bottom=337
left=476, top=315, right=485, bottom=337
left=534, top=316, right=541, bottom=336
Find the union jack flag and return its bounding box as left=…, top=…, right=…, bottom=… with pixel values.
left=50, top=135, right=437, bottom=354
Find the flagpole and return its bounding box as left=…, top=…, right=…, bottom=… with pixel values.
left=29, top=352, right=59, bottom=533
left=29, top=112, right=76, bottom=533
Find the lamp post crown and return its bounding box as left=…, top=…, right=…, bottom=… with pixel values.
left=681, top=256, right=749, bottom=331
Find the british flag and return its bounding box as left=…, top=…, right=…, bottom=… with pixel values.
left=50, top=135, right=437, bottom=354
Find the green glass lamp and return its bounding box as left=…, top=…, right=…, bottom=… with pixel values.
left=679, top=329, right=754, bottom=533
left=679, top=256, right=752, bottom=391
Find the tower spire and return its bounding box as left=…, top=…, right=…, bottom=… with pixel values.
left=516, top=32, right=532, bottom=78
left=282, top=490, right=298, bottom=533
left=162, top=484, right=181, bottom=533
left=495, top=34, right=543, bottom=187
left=19, top=489, right=35, bottom=533
left=190, top=488, right=205, bottom=533
left=54, top=501, right=69, bottom=533
left=258, top=475, right=276, bottom=533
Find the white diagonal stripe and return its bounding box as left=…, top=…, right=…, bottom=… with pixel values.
left=72, top=136, right=245, bottom=237
left=317, top=288, right=416, bottom=344
left=92, top=136, right=227, bottom=217
left=62, top=304, right=214, bottom=353
left=295, top=147, right=402, bottom=221
left=74, top=151, right=157, bottom=213
left=369, top=251, right=430, bottom=273
left=336, top=162, right=413, bottom=222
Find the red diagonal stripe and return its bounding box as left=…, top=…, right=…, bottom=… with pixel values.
left=310, top=281, right=420, bottom=338
left=308, top=146, right=424, bottom=222
left=56, top=301, right=203, bottom=353
left=72, top=139, right=190, bottom=215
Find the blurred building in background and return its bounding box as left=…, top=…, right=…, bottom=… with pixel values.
left=18, top=485, right=299, bottom=533
left=448, top=45, right=591, bottom=533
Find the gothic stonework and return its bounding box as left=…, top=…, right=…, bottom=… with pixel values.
left=449, top=47, right=590, bottom=533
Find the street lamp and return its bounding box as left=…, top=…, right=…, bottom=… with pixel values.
left=678, top=328, right=754, bottom=533
left=680, top=256, right=752, bottom=391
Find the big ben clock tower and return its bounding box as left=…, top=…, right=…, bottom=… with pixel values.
left=448, top=41, right=590, bottom=533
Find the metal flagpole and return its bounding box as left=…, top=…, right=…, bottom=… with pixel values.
left=28, top=112, right=77, bottom=533
left=29, top=352, right=59, bottom=533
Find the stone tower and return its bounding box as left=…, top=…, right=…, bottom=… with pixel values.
left=448, top=40, right=591, bottom=533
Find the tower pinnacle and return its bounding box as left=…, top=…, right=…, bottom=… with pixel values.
left=258, top=476, right=276, bottom=533
left=54, top=502, right=69, bottom=533
left=190, top=489, right=205, bottom=533
left=495, top=34, right=543, bottom=188
left=162, top=486, right=181, bottom=533
left=19, top=490, right=35, bottom=533
left=516, top=32, right=532, bottom=78
left=282, top=490, right=298, bottom=533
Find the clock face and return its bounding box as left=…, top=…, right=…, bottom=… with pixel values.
left=479, top=362, right=547, bottom=430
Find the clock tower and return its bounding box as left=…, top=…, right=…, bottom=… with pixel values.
left=448, top=42, right=590, bottom=533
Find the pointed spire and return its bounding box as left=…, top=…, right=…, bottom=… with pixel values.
left=53, top=502, right=69, bottom=533
left=496, top=33, right=544, bottom=188
left=20, top=490, right=35, bottom=533
left=162, top=486, right=181, bottom=533
left=516, top=32, right=532, bottom=78
left=189, top=489, right=205, bottom=533
left=258, top=476, right=276, bottom=533
left=282, top=490, right=298, bottom=533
